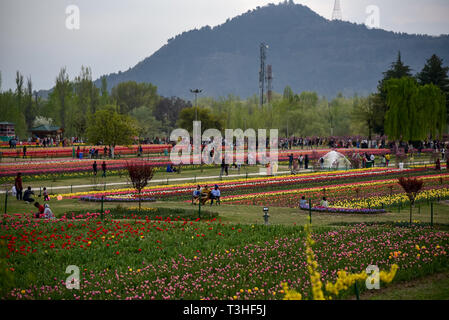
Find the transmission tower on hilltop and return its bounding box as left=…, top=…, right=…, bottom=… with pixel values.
left=332, top=0, right=343, bottom=21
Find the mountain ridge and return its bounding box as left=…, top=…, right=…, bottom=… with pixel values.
left=50, top=2, right=449, bottom=100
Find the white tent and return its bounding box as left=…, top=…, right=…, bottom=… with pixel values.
left=322, top=151, right=351, bottom=169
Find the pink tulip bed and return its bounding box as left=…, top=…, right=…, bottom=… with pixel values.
left=69, top=167, right=444, bottom=203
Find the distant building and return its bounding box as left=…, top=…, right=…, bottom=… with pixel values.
left=30, top=125, right=64, bottom=140
left=0, top=122, right=15, bottom=141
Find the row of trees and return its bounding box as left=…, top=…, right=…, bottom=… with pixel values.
left=0, top=67, right=192, bottom=139
left=372, top=53, right=449, bottom=138
left=0, top=53, right=447, bottom=142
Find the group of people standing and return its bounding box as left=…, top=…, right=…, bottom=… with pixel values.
left=288, top=154, right=310, bottom=172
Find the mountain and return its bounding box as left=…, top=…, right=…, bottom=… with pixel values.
left=95, top=2, right=449, bottom=99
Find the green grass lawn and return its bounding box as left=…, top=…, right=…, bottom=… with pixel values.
left=361, top=272, right=449, bottom=300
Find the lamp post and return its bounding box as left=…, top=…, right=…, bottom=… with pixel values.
left=263, top=207, right=269, bottom=225
left=190, top=89, right=202, bottom=121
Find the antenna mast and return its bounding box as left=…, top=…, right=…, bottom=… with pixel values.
left=332, top=0, right=343, bottom=20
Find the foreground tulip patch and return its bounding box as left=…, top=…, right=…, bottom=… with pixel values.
left=1, top=213, right=448, bottom=300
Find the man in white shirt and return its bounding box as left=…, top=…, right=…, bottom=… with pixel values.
left=210, top=185, right=221, bottom=206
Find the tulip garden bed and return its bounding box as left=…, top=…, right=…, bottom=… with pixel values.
left=54, top=167, right=447, bottom=202
left=79, top=195, right=157, bottom=203
left=1, top=214, right=448, bottom=300
left=60, top=207, right=217, bottom=220
left=299, top=205, right=386, bottom=214
left=220, top=173, right=449, bottom=210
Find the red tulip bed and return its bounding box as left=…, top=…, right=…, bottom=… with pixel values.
left=0, top=158, right=169, bottom=178
left=1, top=213, right=448, bottom=300
left=67, top=166, right=441, bottom=203
left=0, top=144, right=173, bottom=158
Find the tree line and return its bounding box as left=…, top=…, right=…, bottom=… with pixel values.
left=0, top=52, right=447, bottom=144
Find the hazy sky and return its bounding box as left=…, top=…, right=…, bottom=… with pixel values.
left=1, top=0, right=448, bottom=91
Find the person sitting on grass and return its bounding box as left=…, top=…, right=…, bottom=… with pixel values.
left=33, top=201, right=45, bottom=218
left=166, top=164, right=176, bottom=172
left=210, top=185, right=221, bottom=206
left=43, top=204, right=55, bottom=219
left=23, top=186, right=35, bottom=204
left=299, top=196, right=307, bottom=208
left=200, top=185, right=211, bottom=205
left=192, top=185, right=201, bottom=204
left=320, top=197, right=329, bottom=208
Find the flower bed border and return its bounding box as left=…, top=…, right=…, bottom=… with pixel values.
left=299, top=204, right=386, bottom=214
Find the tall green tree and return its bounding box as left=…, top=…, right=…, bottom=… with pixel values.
left=177, top=106, right=223, bottom=133
left=86, top=105, right=137, bottom=148
left=74, top=66, right=100, bottom=115
left=53, top=67, right=72, bottom=131
left=15, top=71, right=24, bottom=113
left=374, top=52, right=413, bottom=135
left=24, top=76, right=36, bottom=131
left=417, top=54, right=449, bottom=125
left=71, top=66, right=100, bottom=135
left=129, top=106, right=163, bottom=139
left=385, top=77, right=446, bottom=141
left=351, top=94, right=381, bottom=140
left=111, top=81, right=158, bottom=114
left=0, top=90, right=27, bottom=137
left=100, top=76, right=109, bottom=105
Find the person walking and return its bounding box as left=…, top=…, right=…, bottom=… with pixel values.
left=298, top=155, right=304, bottom=169
left=23, top=145, right=27, bottom=158
left=42, top=187, right=50, bottom=201
left=15, top=172, right=23, bottom=200
left=220, top=158, right=229, bottom=176
left=93, top=161, right=98, bottom=176
left=304, top=154, right=309, bottom=170
left=102, top=161, right=107, bottom=177
left=288, top=154, right=294, bottom=170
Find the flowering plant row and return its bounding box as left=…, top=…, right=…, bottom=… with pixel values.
left=56, top=167, right=425, bottom=201
left=79, top=195, right=156, bottom=202
left=0, top=144, right=172, bottom=158
left=1, top=215, right=447, bottom=300
left=299, top=204, right=386, bottom=214
left=222, top=174, right=449, bottom=209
